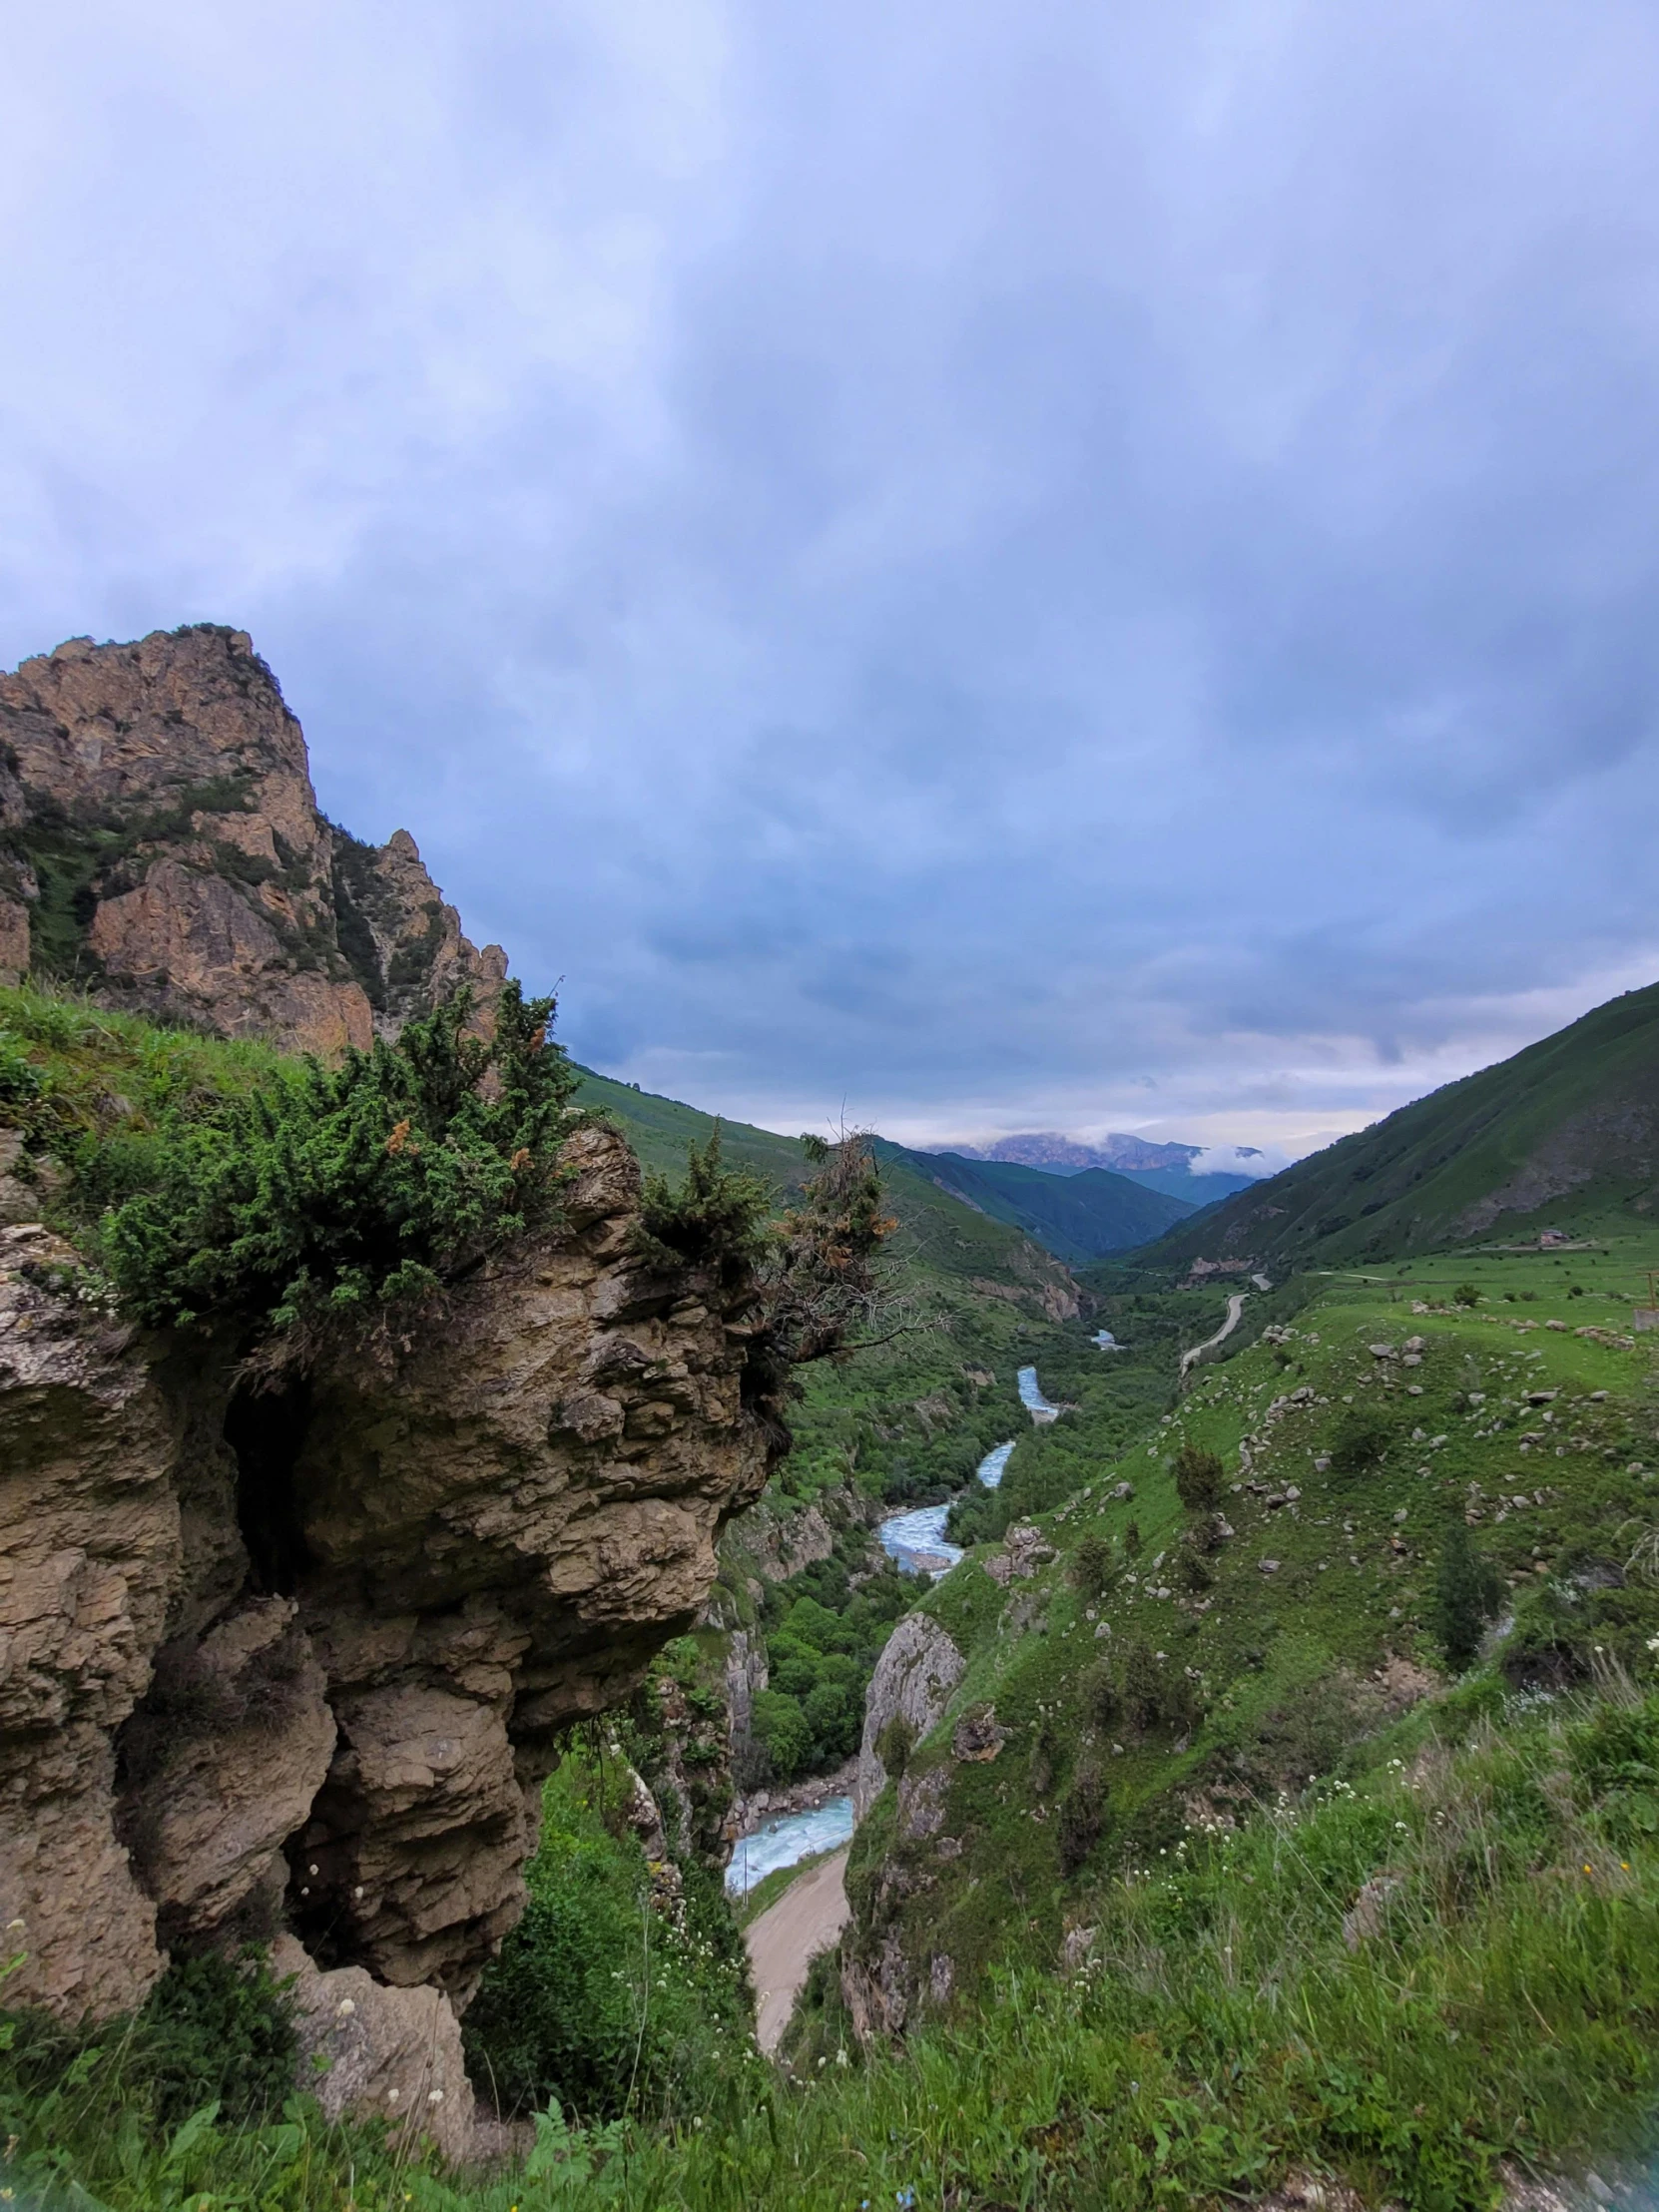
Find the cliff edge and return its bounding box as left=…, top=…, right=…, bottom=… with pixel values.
left=0, top=1101, right=779, bottom=2150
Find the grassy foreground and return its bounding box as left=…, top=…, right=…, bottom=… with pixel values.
left=5, top=1678, right=1659, bottom=2211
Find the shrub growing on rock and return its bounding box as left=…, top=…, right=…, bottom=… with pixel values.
left=876, top=1713, right=916, bottom=1781
left=100, top=982, right=577, bottom=1345
left=137, top=1946, right=298, bottom=2127
left=639, top=1126, right=898, bottom=1405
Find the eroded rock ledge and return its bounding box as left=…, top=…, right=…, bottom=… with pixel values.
left=0, top=1126, right=778, bottom=2078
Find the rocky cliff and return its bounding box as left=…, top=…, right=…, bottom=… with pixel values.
left=0, top=626, right=504, bottom=1053
left=0, top=1123, right=780, bottom=2146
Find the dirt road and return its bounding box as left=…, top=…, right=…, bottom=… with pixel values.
left=1180, top=1291, right=1249, bottom=1378
left=745, top=1846, right=851, bottom=2055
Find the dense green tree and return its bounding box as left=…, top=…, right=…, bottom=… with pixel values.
left=750, top=1690, right=813, bottom=1781
left=1177, top=1547, right=1216, bottom=1594
left=1121, top=1639, right=1166, bottom=1731
left=1071, top=1531, right=1114, bottom=1596
left=1434, top=1521, right=1503, bottom=1670
left=1329, top=1406, right=1393, bottom=1476
left=1056, top=1761, right=1106, bottom=1874
left=1174, top=1442, right=1226, bottom=1513
left=1080, top=1659, right=1120, bottom=1732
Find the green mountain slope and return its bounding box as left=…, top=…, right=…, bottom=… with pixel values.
left=1113, top=1163, right=1257, bottom=1205
left=835, top=1246, right=1659, bottom=2031
left=573, top=1068, right=1079, bottom=1312
left=885, top=1144, right=1197, bottom=1263
left=1143, top=978, right=1659, bottom=1269
left=573, top=1070, right=1087, bottom=1793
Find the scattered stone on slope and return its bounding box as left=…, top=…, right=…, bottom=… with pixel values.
left=983, top=1522, right=1057, bottom=1585
left=950, top=1703, right=1005, bottom=1763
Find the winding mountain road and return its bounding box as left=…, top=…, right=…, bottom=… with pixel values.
left=1180, top=1292, right=1249, bottom=1378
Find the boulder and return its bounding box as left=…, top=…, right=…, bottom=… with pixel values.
left=271, top=1935, right=476, bottom=2163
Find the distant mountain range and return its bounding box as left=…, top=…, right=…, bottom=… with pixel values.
left=1143, top=979, right=1659, bottom=1270
left=883, top=1144, right=1203, bottom=1264
left=935, top=1130, right=1262, bottom=1209
left=953, top=1131, right=1203, bottom=1174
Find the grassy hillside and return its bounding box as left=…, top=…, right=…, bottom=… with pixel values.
left=883, top=1143, right=1197, bottom=1263
left=10, top=1578, right=1659, bottom=2210
left=832, top=1243, right=1659, bottom=2029
left=1113, top=1162, right=1258, bottom=1205
left=9, top=1002, right=1659, bottom=2208
left=575, top=1064, right=1101, bottom=1789
left=1145, top=979, right=1659, bottom=1271
left=575, top=1068, right=1081, bottom=1314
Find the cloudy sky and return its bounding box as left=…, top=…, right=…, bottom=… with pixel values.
left=4, top=1, right=1658, bottom=1157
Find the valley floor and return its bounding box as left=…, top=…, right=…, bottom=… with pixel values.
left=746, top=1848, right=852, bottom=2054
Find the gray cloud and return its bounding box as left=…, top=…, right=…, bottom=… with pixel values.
left=4, top=0, right=1659, bottom=1152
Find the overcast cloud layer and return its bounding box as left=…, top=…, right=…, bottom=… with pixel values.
left=4, top=0, right=1658, bottom=1154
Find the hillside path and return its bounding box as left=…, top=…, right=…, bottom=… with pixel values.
left=1181, top=1292, right=1249, bottom=1378
left=746, top=1846, right=851, bottom=2055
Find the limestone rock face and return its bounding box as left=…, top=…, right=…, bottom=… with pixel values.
left=0, top=628, right=505, bottom=1051
left=0, top=1225, right=182, bottom=2018
left=0, top=1129, right=778, bottom=2037
left=854, top=1612, right=965, bottom=1818
left=123, top=1598, right=337, bottom=1947
left=724, top=1626, right=770, bottom=1776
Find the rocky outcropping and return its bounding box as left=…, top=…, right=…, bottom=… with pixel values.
left=839, top=1611, right=978, bottom=2041
left=272, top=1934, right=477, bottom=2163
left=0, top=1125, right=779, bottom=2065
left=853, top=1611, right=965, bottom=1818
left=0, top=627, right=503, bottom=1051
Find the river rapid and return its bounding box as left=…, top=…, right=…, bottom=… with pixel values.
left=728, top=1382, right=1056, bottom=1896
left=876, top=1435, right=1015, bottom=1576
